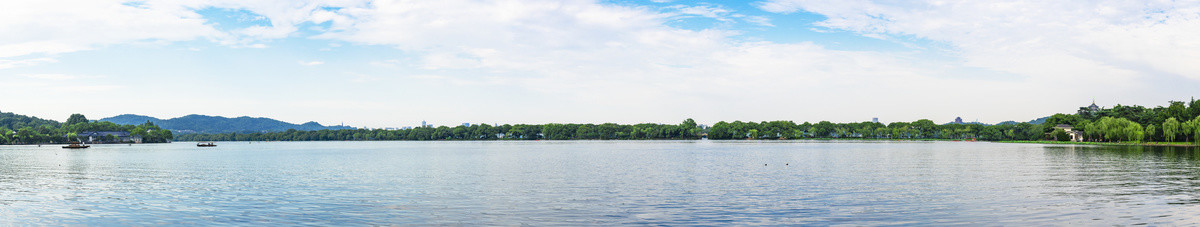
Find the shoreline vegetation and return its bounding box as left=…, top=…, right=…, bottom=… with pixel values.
left=0, top=113, right=172, bottom=145
left=4, top=99, right=1200, bottom=147
left=998, top=140, right=1200, bottom=147
left=175, top=99, right=1200, bottom=147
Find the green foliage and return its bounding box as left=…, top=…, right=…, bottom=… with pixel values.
left=656, top=119, right=1038, bottom=141
left=1086, top=117, right=1144, bottom=142
left=0, top=111, right=171, bottom=145
left=65, top=114, right=89, bottom=125
left=8, top=98, right=1200, bottom=145
left=177, top=121, right=703, bottom=141
left=1077, top=100, right=1200, bottom=128
left=1186, top=116, right=1200, bottom=144
left=0, top=111, right=60, bottom=132
left=1042, top=113, right=1086, bottom=133
left=1051, top=129, right=1071, bottom=141
left=1144, top=124, right=1158, bottom=142
left=1163, top=118, right=1180, bottom=142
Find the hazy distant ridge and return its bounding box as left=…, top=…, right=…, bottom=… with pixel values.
left=100, top=114, right=352, bottom=134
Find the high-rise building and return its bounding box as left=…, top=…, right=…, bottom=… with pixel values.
left=872, top=117, right=879, bottom=123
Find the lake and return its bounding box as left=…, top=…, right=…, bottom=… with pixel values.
left=2, top=140, right=1200, bottom=225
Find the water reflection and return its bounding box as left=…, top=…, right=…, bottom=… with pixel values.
left=1040, top=145, right=1200, bottom=224
left=1, top=142, right=1200, bottom=225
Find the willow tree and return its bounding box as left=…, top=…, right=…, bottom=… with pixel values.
left=1186, top=116, right=1200, bottom=144
left=1164, top=118, right=1180, bottom=142
left=1144, top=124, right=1158, bottom=142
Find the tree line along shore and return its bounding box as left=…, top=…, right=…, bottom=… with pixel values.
left=4, top=99, right=1200, bottom=146
left=0, top=113, right=173, bottom=145
left=176, top=99, right=1200, bottom=145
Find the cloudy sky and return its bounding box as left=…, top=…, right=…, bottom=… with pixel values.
left=2, top=0, right=1199, bottom=127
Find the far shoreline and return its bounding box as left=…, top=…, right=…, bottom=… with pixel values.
left=997, top=140, right=1199, bottom=147
left=173, top=138, right=1196, bottom=147
left=8, top=139, right=1194, bottom=148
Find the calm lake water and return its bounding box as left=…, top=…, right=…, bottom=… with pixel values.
left=3, top=140, right=1200, bottom=225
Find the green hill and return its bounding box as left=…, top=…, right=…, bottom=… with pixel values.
left=100, top=114, right=353, bottom=134
left=0, top=111, right=60, bottom=131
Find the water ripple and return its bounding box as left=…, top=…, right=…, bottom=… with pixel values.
left=1, top=141, right=1199, bottom=225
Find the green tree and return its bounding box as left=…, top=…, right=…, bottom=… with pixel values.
left=1186, top=116, right=1200, bottom=144
left=681, top=118, right=697, bottom=128
left=1051, top=129, right=1070, bottom=141
left=1163, top=117, right=1180, bottom=142
left=1144, top=124, right=1158, bottom=142
left=1042, top=113, right=1085, bottom=133
left=707, top=121, right=732, bottom=139
left=65, top=114, right=88, bottom=126
left=910, top=119, right=937, bottom=138
left=15, top=127, right=35, bottom=144
left=1091, top=117, right=1143, bottom=142
left=1167, top=101, right=1189, bottom=121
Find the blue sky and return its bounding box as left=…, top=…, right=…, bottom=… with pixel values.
left=2, top=0, right=1199, bottom=128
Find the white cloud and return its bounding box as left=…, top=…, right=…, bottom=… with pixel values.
left=0, top=0, right=366, bottom=58
left=4, top=0, right=1195, bottom=126
left=757, top=0, right=1200, bottom=84
left=0, top=58, right=57, bottom=69
left=670, top=4, right=732, bottom=21
left=0, top=0, right=220, bottom=58
left=102, top=0, right=1100, bottom=123
left=292, top=0, right=1055, bottom=123
left=19, top=73, right=77, bottom=80
left=743, top=15, right=773, bottom=27
left=369, top=59, right=405, bottom=68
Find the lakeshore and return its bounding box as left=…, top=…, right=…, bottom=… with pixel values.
left=999, top=140, right=1200, bottom=147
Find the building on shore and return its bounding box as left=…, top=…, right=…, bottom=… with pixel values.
left=1052, top=124, right=1084, bottom=142
left=77, top=131, right=142, bottom=143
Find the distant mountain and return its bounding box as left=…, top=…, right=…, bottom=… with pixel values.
left=1027, top=116, right=1051, bottom=125
left=101, top=114, right=161, bottom=125
left=99, top=114, right=353, bottom=134
left=995, top=116, right=1052, bottom=126
left=996, top=121, right=1019, bottom=125
left=944, top=121, right=991, bottom=126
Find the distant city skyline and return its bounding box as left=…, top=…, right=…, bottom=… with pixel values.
left=3, top=1, right=1199, bottom=128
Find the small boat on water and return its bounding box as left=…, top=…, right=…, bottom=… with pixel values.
left=63, top=142, right=90, bottom=149
left=197, top=142, right=217, bottom=147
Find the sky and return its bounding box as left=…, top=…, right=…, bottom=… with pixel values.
left=2, top=0, right=1199, bottom=128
